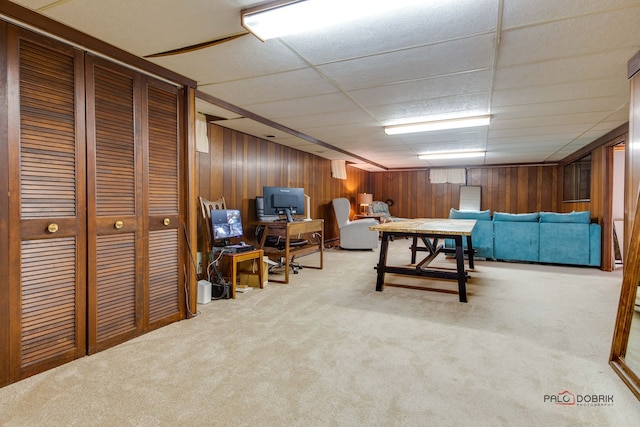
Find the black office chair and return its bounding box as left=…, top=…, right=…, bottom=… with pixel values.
left=254, top=225, right=307, bottom=274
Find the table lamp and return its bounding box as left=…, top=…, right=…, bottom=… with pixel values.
left=357, top=193, right=373, bottom=215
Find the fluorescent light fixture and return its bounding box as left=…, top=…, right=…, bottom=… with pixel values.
left=241, top=0, right=414, bottom=41
left=384, top=115, right=491, bottom=135
left=418, top=151, right=485, bottom=160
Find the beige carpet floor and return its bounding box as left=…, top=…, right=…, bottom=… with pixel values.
left=1, top=240, right=639, bottom=426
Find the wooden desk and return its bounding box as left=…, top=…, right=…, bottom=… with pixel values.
left=220, top=249, right=264, bottom=298
left=253, top=219, right=324, bottom=284
left=369, top=218, right=476, bottom=302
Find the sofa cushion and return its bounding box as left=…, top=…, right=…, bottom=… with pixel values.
left=449, top=208, right=491, bottom=221
left=493, top=220, right=539, bottom=262
left=493, top=212, right=539, bottom=222
left=539, top=222, right=589, bottom=265
left=539, top=211, right=590, bottom=224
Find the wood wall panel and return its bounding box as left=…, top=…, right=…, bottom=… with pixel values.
left=0, top=20, right=8, bottom=387
left=196, top=124, right=369, bottom=246
left=370, top=165, right=560, bottom=219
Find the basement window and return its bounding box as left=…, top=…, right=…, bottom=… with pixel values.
left=563, top=154, right=591, bottom=202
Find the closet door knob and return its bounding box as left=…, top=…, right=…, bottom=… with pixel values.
left=163, top=218, right=170, bottom=226
left=114, top=220, right=124, bottom=229
left=47, top=223, right=59, bottom=233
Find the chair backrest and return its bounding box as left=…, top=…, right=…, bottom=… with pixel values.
left=369, top=201, right=390, bottom=217
left=198, top=196, right=227, bottom=250
left=332, top=198, right=351, bottom=228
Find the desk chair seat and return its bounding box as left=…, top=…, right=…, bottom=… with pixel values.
left=255, top=225, right=308, bottom=274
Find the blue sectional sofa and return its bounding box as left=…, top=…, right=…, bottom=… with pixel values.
left=447, top=208, right=494, bottom=259
left=445, top=209, right=601, bottom=267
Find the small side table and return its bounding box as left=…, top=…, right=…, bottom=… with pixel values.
left=220, top=249, right=264, bottom=298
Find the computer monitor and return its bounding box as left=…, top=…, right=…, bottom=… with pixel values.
left=262, top=186, right=305, bottom=222
left=211, top=209, right=243, bottom=246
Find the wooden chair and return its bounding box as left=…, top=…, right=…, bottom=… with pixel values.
left=198, top=196, right=226, bottom=254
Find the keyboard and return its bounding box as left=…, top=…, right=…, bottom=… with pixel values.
left=223, top=244, right=255, bottom=253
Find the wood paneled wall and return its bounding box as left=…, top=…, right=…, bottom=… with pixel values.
left=196, top=124, right=369, bottom=246
left=370, top=156, right=613, bottom=221
left=370, top=165, right=561, bottom=219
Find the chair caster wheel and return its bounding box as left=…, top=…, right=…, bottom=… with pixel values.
left=294, top=270, right=299, bottom=274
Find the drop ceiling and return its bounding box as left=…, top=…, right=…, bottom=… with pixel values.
left=10, top=0, right=640, bottom=171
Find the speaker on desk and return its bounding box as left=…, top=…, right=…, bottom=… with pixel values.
left=255, top=196, right=280, bottom=222
left=256, top=196, right=264, bottom=218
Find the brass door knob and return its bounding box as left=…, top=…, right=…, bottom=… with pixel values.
left=163, top=218, right=170, bottom=226
left=47, top=223, right=59, bottom=233
left=114, top=220, right=124, bottom=229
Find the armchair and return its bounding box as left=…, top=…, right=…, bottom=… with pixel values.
left=332, top=198, right=378, bottom=250
left=369, top=200, right=404, bottom=222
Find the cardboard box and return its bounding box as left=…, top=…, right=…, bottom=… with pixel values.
left=237, top=258, right=269, bottom=287
left=239, top=272, right=262, bottom=287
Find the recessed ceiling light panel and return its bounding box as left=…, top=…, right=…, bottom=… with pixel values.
left=385, top=115, right=491, bottom=135
left=241, top=0, right=418, bottom=41
left=418, top=151, right=485, bottom=160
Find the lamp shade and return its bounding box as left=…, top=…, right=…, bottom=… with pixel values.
left=357, top=193, right=373, bottom=206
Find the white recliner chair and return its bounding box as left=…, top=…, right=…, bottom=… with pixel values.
left=332, top=198, right=379, bottom=250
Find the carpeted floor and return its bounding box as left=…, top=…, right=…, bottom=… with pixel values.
left=1, top=240, right=639, bottom=426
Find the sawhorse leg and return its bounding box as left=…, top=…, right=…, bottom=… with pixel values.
left=375, top=232, right=393, bottom=291
left=454, top=235, right=467, bottom=303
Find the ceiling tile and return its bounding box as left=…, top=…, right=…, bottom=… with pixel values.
left=493, top=49, right=634, bottom=91
left=369, top=92, right=491, bottom=124
left=244, top=93, right=360, bottom=119
left=502, top=0, right=640, bottom=29
left=197, top=68, right=339, bottom=106
left=492, top=78, right=628, bottom=107
left=283, top=0, right=497, bottom=64
left=151, top=37, right=309, bottom=84
left=349, top=70, right=493, bottom=108
left=277, top=110, right=374, bottom=129
left=317, top=34, right=496, bottom=91
left=38, top=0, right=244, bottom=56
left=499, top=7, right=640, bottom=67
left=491, top=96, right=628, bottom=120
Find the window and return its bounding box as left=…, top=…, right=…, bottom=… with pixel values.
left=563, top=154, right=591, bottom=202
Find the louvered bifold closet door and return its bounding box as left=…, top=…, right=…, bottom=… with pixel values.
left=145, top=79, right=183, bottom=328
left=86, top=56, right=143, bottom=354
left=6, top=27, right=86, bottom=382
